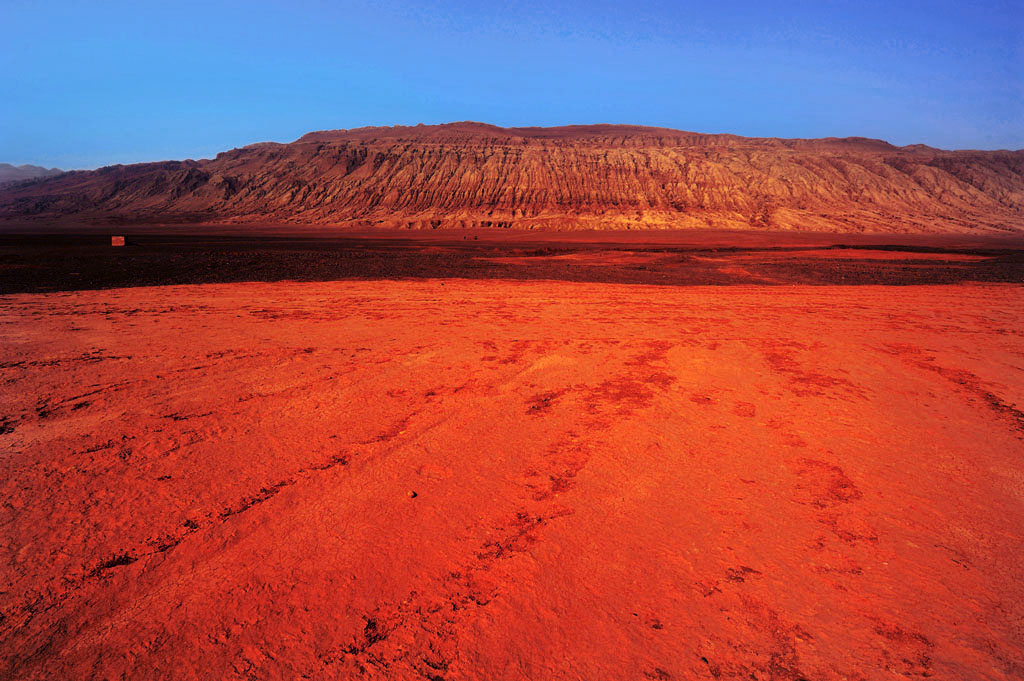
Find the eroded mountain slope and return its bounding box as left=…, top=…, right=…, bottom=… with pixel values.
left=2, top=123, right=1021, bottom=232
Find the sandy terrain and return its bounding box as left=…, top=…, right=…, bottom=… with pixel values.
left=2, top=278, right=1022, bottom=680
left=480, top=249, right=993, bottom=267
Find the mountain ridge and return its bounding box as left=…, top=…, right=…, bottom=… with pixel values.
left=2, top=123, right=1022, bottom=233
left=0, top=163, right=64, bottom=186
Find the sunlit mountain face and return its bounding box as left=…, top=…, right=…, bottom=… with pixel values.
left=2, top=123, right=1021, bottom=233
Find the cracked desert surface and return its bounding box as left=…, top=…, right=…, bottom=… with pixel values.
left=2, top=279, right=1023, bottom=680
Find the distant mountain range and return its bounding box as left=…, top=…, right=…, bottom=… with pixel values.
left=1, top=123, right=1021, bottom=232
left=0, top=163, right=63, bottom=185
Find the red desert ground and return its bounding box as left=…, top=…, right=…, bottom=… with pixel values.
left=1, top=124, right=1023, bottom=680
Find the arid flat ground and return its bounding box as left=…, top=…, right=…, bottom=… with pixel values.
left=2, top=230, right=1024, bottom=293
left=2, top=274, right=1023, bottom=680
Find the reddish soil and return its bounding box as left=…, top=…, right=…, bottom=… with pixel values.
left=2, top=278, right=1023, bottom=680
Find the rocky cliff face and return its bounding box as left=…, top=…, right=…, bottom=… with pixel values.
left=2, top=122, right=1022, bottom=232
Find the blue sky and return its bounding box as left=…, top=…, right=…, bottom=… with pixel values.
left=2, top=0, right=1022, bottom=168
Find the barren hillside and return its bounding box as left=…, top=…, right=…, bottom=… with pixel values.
left=2, top=122, right=1022, bottom=232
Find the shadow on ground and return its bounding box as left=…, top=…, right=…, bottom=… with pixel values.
left=1, top=234, right=1022, bottom=293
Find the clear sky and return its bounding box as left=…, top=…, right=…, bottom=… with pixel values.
left=2, top=0, right=1022, bottom=168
